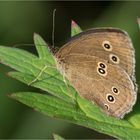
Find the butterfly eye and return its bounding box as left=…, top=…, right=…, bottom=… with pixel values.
left=102, top=41, right=112, bottom=51
left=112, top=86, right=119, bottom=95
left=106, top=94, right=115, bottom=103
left=109, top=54, right=120, bottom=64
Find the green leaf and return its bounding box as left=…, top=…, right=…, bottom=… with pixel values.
left=71, top=20, right=82, bottom=37
left=10, top=92, right=140, bottom=139
left=0, top=33, right=140, bottom=139
left=10, top=92, right=79, bottom=120
left=53, top=133, right=65, bottom=140
left=0, top=46, right=38, bottom=74
left=76, top=95, right=131, bottom=127
left=34, top=33, right=55, bottom=65
left=8, top=71, right=76, bottom=103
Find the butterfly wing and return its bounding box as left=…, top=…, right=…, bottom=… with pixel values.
left=56, top=28, right=136, bottom=89
left=61, top=55, right=136, bottom=118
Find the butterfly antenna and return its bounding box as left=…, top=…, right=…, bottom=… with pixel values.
left=52, top=9, right=56, bottom=49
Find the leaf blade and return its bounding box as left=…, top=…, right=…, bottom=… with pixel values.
left=10, top=92, right=140, bottom=139
left=53, top=133, right=65, bottom=140
left=0, top=46, right=38, bottom=74
left=34, top=33, right=55, bottom=65
left=8, top=71, right=76, bottom=103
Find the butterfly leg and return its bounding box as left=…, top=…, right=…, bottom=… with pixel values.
left=62, top=75, right=69, bottom=88
left=62, top=74, right=76, bottom=101
left=28, top=65, right=56, bottom=85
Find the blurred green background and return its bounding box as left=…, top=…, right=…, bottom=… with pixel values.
left=0, top=1, right=140, bottom=139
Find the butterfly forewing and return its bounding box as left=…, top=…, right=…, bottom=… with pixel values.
left=56, top=28, right=135, bottom=82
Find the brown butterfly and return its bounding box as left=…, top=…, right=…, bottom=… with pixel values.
left=54, top=28, right=137, bottom=118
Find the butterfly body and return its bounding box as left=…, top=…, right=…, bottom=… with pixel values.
left=55, top=28, right=137, bottom=118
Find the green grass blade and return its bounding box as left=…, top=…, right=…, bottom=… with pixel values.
left=71, top=20, right=82, bottom=37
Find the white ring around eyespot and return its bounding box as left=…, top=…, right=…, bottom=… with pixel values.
left=102, top=40, right=112, bottom=51
left=109, top=54, right=120, bottom=64
left=106, top=94, right=116, bottom=103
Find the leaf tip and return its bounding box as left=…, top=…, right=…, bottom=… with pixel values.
left=53, top=133, right=64, bottom=140
left=6, top=71, right=12, bottom=77
left=53, top=133, right=57, bottom=138
left=33, top=32, right=39, bottom=38
left=71, top=20, right=78, bottom=27
left=71, top=19, right=82, bottom=37
left=7, top=93, right=17, bottom=100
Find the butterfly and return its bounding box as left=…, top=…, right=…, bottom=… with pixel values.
left=54, top=28, right=137, bottom=118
